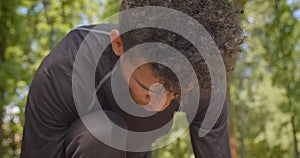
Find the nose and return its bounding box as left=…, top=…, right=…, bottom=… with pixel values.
left=141, top=93, right=151, bottom=105
left=142, top=90, right=169, bottom=111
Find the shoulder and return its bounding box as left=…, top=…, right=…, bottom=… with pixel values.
left=48, top=24, right=118, bottom=61
left=70, top=24, right=118, bottom=37
left=76, top=24, right=118, bottom=33
left=38, top=24, right=118, bottom=77
left=55, top=24, right=118, bottom=52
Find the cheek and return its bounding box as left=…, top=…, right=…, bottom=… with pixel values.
left=160, top=95, right=175, bottom=111
left=128, top=82, right=142, bottom=102
left=129, top=77, right=145, bottom=96
left=161, top=99, right=171, bottom=110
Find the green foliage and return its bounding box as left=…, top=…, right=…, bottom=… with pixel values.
left=101, top=0, right=121, bottom=23
left=231, top=0, right=300, bottom=157
left=1, top=0, right=299, bottom=157
left=0, top=0, right=104, bottom=156
left=153, top=130, right=195, bottom=158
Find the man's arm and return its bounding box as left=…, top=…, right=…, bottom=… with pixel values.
left=188, top=98, right=231, bottom=158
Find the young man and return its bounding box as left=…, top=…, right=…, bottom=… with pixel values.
left=21, top=0, right=242, bottom=157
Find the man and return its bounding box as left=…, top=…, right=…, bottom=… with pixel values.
left=21, top=0, right=241, bottom=157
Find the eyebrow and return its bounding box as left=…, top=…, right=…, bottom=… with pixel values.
left=134, top=77, right=160, bottom=94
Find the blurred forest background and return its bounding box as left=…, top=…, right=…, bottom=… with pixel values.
left=0, top=0, right=299, bottom=157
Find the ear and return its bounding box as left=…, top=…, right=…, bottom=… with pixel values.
left=110, top=29, right=124, bottom=57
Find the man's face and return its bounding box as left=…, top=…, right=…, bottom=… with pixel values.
left=122, top=61, right=175, bottom=112
left=110, top=29, right=175, bottom=111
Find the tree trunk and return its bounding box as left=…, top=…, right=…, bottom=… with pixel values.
left=0, top=0, right=8, bottom=156
left=0, top=88, right=4, bottom=158
left=239, top=102, right=246, bottom=158
left=292, top=114, right=299, bottom=158
left=50, top=24, right=55, bottom=50
left=226, top=1, right=246, bottom=157
left=0, top=39, right=6, bottom=158
left=227, top=88, right=238, bottom=158
left=0, top=29, right=6, bottom=158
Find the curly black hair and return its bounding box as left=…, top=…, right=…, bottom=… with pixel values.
left=119, top=0, right=243, bottom=100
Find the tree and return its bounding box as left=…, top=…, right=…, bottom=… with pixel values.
left=1, top=0, right=245, bottom=157
left=0, top=0, right=104, bottom=156
left=230, top=0, right=300, bottom=157
left=263, top=1, right=300, bottom=156
left=0, top=0, right=34, bottom=156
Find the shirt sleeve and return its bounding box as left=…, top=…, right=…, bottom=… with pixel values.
left=188, top=98, right=232, bottom=158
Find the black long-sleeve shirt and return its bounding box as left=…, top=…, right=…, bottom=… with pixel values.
left=21, top=24, right=231, bottom=158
